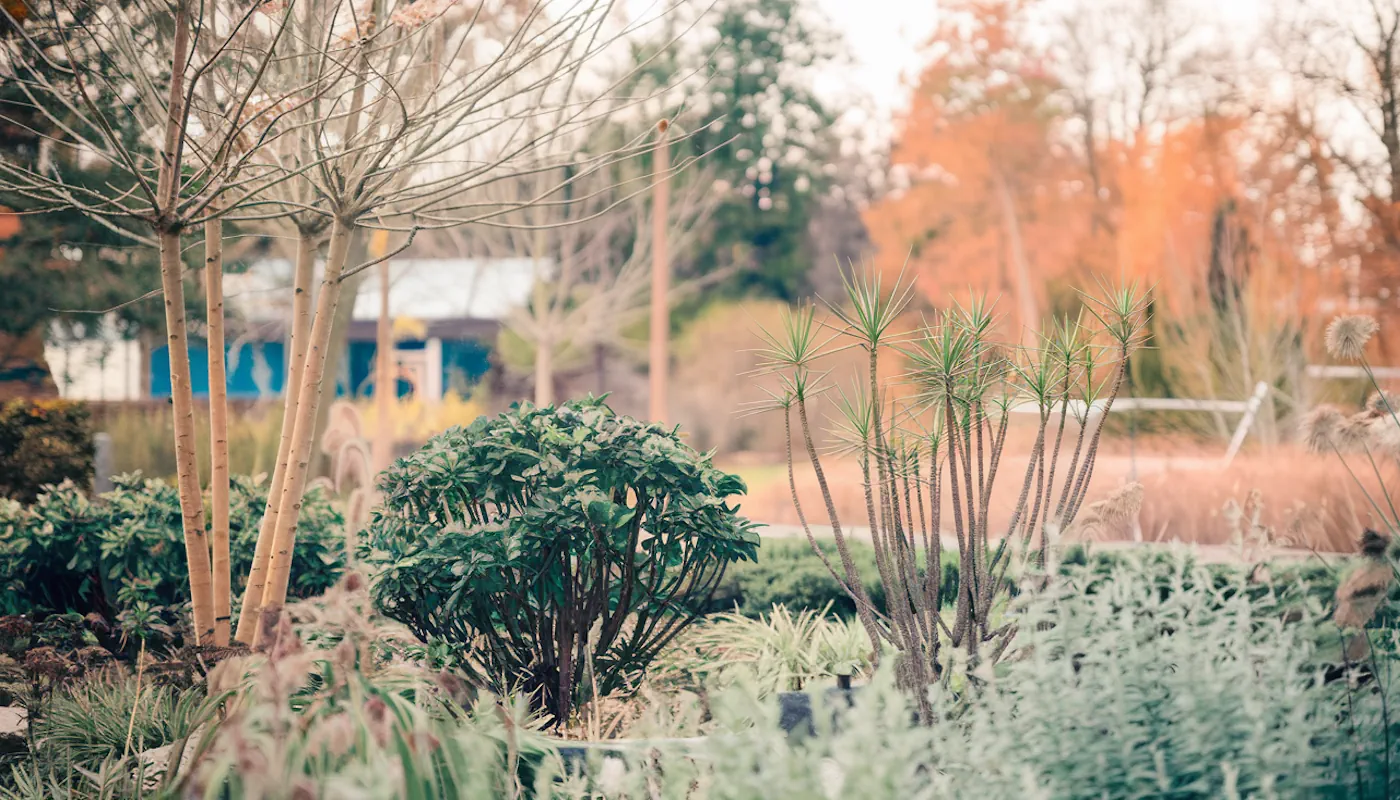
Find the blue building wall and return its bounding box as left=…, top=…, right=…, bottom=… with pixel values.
left=151, top=341, right=286, bottom=399
left=152, top=339, right=491, bottom=399
left=441, top=340, right=492, bottom=394
left=343, top=339, right=490, bottom=398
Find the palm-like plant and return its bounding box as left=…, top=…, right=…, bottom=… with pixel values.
left=752, top=265, right=1146, bottom=719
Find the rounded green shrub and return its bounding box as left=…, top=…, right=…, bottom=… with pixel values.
left=0, top=399, right=93, bottom=503
left=363, top=397, right=759, bottom=723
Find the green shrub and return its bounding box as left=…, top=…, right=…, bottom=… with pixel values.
left=36, top=671, right=211, bottom=770
left=657, top=604, right=873, bottom=695
left=1057, top=544, right=1380, bottom=626
left=0, top=473, right=345, bottom=618
left=364, top=398, right=759, bottom=723
left=913, top=555, right=1399, bottom=798
left=0, top=400, right=92, bottom=504
left=711, top=538, right=960, bottom=618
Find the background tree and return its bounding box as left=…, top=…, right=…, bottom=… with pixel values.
left=629, top=0, right=847, bottom=304
left=0, top=5, right=189, bottom=400
left=227, top=0, right=698, bottom=644
left=0, top=0, right=303, bottom=645
left=865, top=0, right=1085, bottom=340
left=1281, top=0, right=1400, bottom=356
left=469, top=127, right=720, bottom=406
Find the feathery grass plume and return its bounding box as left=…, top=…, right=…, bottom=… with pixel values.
left=1324, top=314, right=1379, bottom=361
left=1301, top=406, right=1346, bottom=453
left=1369, top=415, right=1400, bottom=457
left=1062, top=482, right=1143, bottom=543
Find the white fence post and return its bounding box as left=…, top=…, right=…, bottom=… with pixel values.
left=1221, top=381, right=1269, bottom=469
left=93, top=432, right=113, bottom=495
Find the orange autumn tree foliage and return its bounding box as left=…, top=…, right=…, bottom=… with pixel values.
left=868, top=2, right=1335, bottom=348
left=1111, top=117, right=1246, bottom=309
left=865, top=0, right=1093, bottom=339
left=1113, top=111, right=1340, bottom=322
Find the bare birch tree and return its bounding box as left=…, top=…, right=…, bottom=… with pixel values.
left=469, top=127, right=720, bottom=405
left=0, top=0, right=308, bottom=646
left=223, top=0, right=707, bottom=644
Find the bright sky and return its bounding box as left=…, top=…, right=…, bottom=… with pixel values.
left=814, top=0, right=939, bottom=121
left=814, top=0, right=1271, bottom=127
left=817, top=0, right=935, bottom=120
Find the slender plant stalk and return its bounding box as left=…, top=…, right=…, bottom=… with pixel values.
left=784, top=407, right=881, bottom=624
left=122, top=638, right=147, bottom=760
left=795, top=394, right=885, bottom=649
left=235, top=229, right=317, bottom=645
left=1065, top=346, right=1130, bottom=520
left=206, top=213, right=231, bottom=646
left=1037, top=376, right=1073, bottom=564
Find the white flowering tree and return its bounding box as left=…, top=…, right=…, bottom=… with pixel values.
left=626, top=0, right=845, bottom=299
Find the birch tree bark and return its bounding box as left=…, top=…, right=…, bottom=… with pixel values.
left=205, top=214, right=231, bottom=646
left=156, top=0, right=213, bottom=646
left=256, top=219, right=353, bottom=642
left=234, top=231, right=317, bottom=644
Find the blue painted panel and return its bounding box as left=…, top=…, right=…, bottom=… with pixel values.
left=346, top=341, right=376, bottom=398
left=150, top=342, right=286, bottom=399
left=443, top=340, right=491, bottom=394
left=346, top=341, right=425, bottom=399
left=153, top=339, right=490, bottom=399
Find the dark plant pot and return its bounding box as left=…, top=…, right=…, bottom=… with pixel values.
left=777, top=684, right=861, bottom=739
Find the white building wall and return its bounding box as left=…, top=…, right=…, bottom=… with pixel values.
left=45, top=338, right=142, bottom=401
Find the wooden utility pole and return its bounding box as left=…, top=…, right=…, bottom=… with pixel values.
left=649, top=120, right=670, bottom=423
left=372, top=230, right=393, bottom=474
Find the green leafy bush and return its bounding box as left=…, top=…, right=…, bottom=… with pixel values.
left=915, top=555, right=1398, bottom=798
left=0, top=400, right=92, bottom=504
left=1058, top=544, right=1381, bottom=626
left=0, top=473, right=345, bottom=618
left=364, top=398, right=759, bottom=723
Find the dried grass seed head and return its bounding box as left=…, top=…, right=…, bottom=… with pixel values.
left=1302, top=406, right=1346, bottom=453
left=1325, top=315, right=1379, bottom=361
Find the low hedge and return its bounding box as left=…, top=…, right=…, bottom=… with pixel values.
left=709, top=539, right=1361, bottom=624
left=1057, top=544, right=1367, bottom=618
left=0, top=472, right=346, bottom=618
left=709, top=539, right=960, bottom=618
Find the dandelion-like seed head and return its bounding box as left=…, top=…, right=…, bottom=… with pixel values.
left=1325, top=315, right=1379, bottom=361
left=1302, top=406, right=1345, bottom=454
left=1336, top=412, right=1375, bottom=452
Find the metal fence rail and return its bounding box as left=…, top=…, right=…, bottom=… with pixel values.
left=1010, top=381, right=1271, bottom=469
